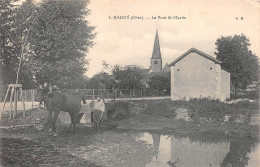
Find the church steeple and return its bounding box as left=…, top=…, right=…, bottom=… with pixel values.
left=150, top=29, right=162, bottom=72
left=152, top=29, right=161, bottom=59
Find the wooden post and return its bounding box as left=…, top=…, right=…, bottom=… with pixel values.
left=92, top=89, right=95, bottom=100
left=13, top=88, right=18, bottom=119
left=0, top=86, right=10, bottom=120
left=20, top=88, right=25, bottom=117
left=31, top=89, right=34, bottom=109
left=9, top=87, right=15, bottom=120
left=1, top=84, right=22, bottom=120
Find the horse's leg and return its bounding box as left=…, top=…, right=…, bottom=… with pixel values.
left=94, top=120, right=97, bottom=130
left=51, top=110, right=60, bottom=137
left=69, top=112, right=75, bottom=133
left=72, top=121, right=77, bottom=132
left=73, top=113, right=84, bottom=132
left=72, top=113, right=79, bottom=132
left=98, top=121, right=101, bottom=133
left=47, top=110, right=53, bottom=135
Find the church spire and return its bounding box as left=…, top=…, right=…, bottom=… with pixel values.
left=150, top=29, right=162, bottom=72
left=152, top=29, right=161, bottom=59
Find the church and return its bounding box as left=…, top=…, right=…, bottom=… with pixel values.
left=149, top=30, right=170, bottom=73
left=138, top=30, right=170, bottom=89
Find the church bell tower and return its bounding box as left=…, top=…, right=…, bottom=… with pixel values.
left=150, top=29, right=162, bottom=72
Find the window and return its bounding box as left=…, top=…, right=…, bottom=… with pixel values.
left=210, top=67, right=212, bottom=70
left=154, top=61, right=158, bottom=64
left=177, top=69, right=180, bottom=71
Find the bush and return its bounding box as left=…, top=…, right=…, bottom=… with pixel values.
left=126, top=98, right=258, bottom=125
left=230, top=91, right=259, bottom=100
left=182, top=98, right=258, bottom=124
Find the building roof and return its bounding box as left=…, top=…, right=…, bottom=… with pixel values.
left=151, top=29, right=161, bottom=59
left=162, top=63, right=170, bottom=72
left=169, top=48, right=222, bottom=66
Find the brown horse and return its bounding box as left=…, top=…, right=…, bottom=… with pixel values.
left=45, top=91, right=86, bottom=136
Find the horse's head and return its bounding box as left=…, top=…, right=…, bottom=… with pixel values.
left=36, top=88, right=49, bottom=102
left=80, top=91, right=87, bottom=104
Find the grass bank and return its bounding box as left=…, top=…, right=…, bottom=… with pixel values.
left=116, top=98, right=259, bottom=134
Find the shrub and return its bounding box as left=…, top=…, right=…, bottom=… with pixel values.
left=126, top=98, right=258, bottom=125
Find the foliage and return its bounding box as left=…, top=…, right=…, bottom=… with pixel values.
left=178, top=98, right=258, bottom=124
left=112, top=65, right=144, bottom=91
left=128, top=99, right=258, bottom=125
left=148, top=73, right=170, bottom=95
left=230, top=91, right=259, bottom=100
left=28, top=0, right=95, bottom=88
left=0, top=0, right=19, bottom=85
left=215, top=34, right=260, bottom=93
left=1, top=0, right=95, bottom=89
left=85, top=72, right=112, bottom=89
left=14, top=0, right=38, bottom=89
left=0, top=0, right=38, bottom=88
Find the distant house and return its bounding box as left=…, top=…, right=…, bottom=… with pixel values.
left=169, top=48, right=230, bottom=101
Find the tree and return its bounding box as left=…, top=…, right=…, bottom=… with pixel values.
left=215, top=34, right=260, bottom=94
left=112, top=65, right=143, bottom=92
left=0, top=0, right=17, bottom=85
left=13, top=0, right=37, bottom=89
left=29, top=0, right=95, bottom=88
left=85, top=72, right=111, bottom=89
left=148, top=73, right=170, bottom=96
left=0, top=0, right=39, bottom=89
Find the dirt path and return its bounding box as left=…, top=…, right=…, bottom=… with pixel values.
left=0, top=108, right=156, bottom=167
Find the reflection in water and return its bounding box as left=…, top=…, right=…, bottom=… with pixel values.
left=136, top=131, right=259, bottom=167
left=137, top=133, right=171, bottom=167
left=221, top=135, right=258, bottom=167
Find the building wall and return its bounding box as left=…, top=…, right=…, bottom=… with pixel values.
left=150, top=58, right=162, bottom=72
left=171, top=52, right=230, bottom=100
left=221, top=68, right=231, bottom=100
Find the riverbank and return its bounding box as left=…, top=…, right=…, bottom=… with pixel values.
left=0, top=98, right=259, bottom=135
left=0, top=98, right=259, bottom=166
left=115, top=98, right=259, bottom=136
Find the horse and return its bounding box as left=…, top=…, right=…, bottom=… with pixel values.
left=45, top=91, right=86, bottom=136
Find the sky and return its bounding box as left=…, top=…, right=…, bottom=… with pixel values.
left=85, top=0, right=260, bottom=77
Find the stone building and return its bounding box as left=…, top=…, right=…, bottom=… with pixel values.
left=169, top=48, right=230, bottom=101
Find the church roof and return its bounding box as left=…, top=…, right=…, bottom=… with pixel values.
left=162, top=63, right=170, bottom=72
left=169, top=48, right=222, bottom=66
left=151, top=30, right=161, bottom=59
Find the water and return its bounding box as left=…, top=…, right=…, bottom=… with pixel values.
left=0, top=130, right=258, bottom=167
left=135, top=131, right=260, bottom=167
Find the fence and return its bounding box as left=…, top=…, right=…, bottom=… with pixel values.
left=0, top=88, right=170, bottom=103
left=60, top=89, right=133, bottom=100
left=60, top=89, right=169, bottom=100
